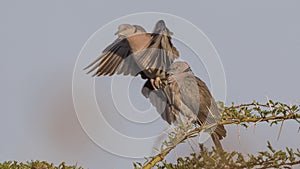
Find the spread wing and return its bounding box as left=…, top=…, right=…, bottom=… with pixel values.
left=84, top=37, right=141, bottom=77
left=85, top=20, right=179, bottom=78
left=134, top=20, right=179, bottom=78
left=141, top=80, right=177, bottom=124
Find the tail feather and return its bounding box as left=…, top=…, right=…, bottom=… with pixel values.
left=215, top=124, right=226, bottom=140
left=211, top=132, right=223, bottom=151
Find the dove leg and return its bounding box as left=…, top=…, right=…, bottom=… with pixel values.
left=150, top=77, right=162, bottom=90
left=154, top=77, right=161, bottom=89
left=150, top=79, right=157, bottom=90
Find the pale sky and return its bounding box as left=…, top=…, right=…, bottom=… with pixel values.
left=1, top=1, right=300, bottom=169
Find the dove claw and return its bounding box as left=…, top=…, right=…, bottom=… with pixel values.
left=150, top=77, right=162, bottom=90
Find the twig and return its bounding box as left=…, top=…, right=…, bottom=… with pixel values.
left=257, top=160, right=300, bottom=169
left=142, top=113, right=300, bottom=169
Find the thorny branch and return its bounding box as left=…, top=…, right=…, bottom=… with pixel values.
left=137, top=100, right=300, bottom=169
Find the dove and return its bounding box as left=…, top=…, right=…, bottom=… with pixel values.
left=84, top=20, right=179, bottom=89
left=142, top=61, right=226, bottom=150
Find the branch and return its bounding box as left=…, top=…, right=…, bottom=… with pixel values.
left=154, top=142, right=300, bottom=169
left=0, top=161, right=83, bottom=169
left=139, top=100, right=300, bottom=169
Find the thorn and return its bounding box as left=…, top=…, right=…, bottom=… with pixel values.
left=237, top=124, right=241, bottom=144
left=153, top=147, right=160, bottom=153
left=187, top=138, right=197, bottom=154
left=277, top=120, right=284, bottom=141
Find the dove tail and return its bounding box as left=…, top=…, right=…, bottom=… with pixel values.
left=215, top=124, right=227, bottom=140
left=211, top=132, right=224, bottom=151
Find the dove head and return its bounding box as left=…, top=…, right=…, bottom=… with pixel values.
left=153, top=20, right=173, bottom=36
left=167, top=61, right=192, bottom=75
left=115, top=24, right=146, bottom=37
left=133, top=25, right=146, bottom=33
left=153, top=20, right=166, bottom=33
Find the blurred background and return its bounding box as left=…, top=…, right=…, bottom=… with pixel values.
left=1, top=1, right=300, bottom=168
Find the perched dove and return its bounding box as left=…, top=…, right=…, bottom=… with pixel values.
left=142, top=61, right=226, bottom=150
left=84, top=20, right=179, bottom=88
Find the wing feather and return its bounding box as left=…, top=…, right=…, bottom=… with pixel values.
left=141, top=80, right=177, bottom=124
left=133, top=21, right=179, bottom=78
left=85, top=37, right=134, bottom=76
left=85, top=21, right=179, bottom=79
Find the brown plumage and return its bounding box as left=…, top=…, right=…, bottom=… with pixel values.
left=142, top=61, right=226, bottom=150
left=84, top=20, right=179, bottom=84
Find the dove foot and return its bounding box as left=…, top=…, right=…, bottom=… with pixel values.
left=150, top=77, right=162, bottom=90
